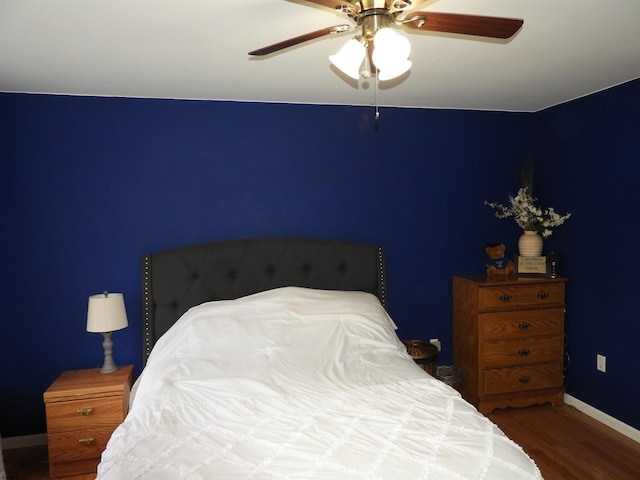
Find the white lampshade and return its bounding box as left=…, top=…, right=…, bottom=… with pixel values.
left=87, top=292, right=128, bottom=333
left=329, top=36, right=366, bottom=79
left=372, top=28, right=412, bottom=80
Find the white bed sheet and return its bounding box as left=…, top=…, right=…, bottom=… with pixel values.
left=97, top=287, right=542, bottom=480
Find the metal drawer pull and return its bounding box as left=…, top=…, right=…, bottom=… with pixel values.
left=78, top=437, right=95, bottom=445
left=517, top=322, right=530, bottom=330
left=537, top=291, right=549, bottom=299
left=76, top=408, right=93, bottom=416
left=499, top=294, right=512, bottom=302
left=517, top=348, right=530, bottom=357
left=518, top=376, right=531, bottom=384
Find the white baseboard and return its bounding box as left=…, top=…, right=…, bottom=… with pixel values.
left=1, top=433, right=47, bottom=450
left=565, top=394, right=640, bottom=444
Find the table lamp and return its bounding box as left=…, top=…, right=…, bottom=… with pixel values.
left=86, top=291, right=128, bottom=373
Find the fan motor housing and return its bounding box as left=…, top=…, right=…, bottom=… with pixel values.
left=361, top=11, right=392, bottom=40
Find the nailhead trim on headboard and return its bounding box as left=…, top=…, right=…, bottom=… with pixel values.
left=142, top=254, right=153, bottom=360
left=377, top=246, right=387, bottom=310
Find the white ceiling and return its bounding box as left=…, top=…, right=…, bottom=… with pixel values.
left=1, top=0, right=639, bottom=112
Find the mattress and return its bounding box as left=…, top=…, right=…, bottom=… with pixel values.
left=97, top=287, right=542, bottom=479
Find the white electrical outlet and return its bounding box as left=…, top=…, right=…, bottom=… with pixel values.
left=597, top=354, right=606, bottom=373
left=430, top=338, right=441, bottom=351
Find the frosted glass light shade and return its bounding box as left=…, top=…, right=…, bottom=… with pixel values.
left=329, top=37, right=366, bottom=79
left=87, top=292, right=128, bottom=333
left=372, top=28, right=412, bottom=80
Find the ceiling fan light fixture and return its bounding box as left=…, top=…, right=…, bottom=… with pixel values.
left=372, top=27, right=411, bottom=74
left=329, top=36, right=366, bottom=80
left=250, top=2, right=523, bottom=89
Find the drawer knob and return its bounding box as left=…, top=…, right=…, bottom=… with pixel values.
left=518, top=375, right=531, bottom=384
left=78, top=437, right=95, bottom=445
left=517, top=322, right=530, bottom=330
left=76, top=408, right=93, bottom=416
left=517, top=348, right=531, bottom=357
left=499, top=294, right=512, bottom=302
left=537, top=291, right=549, bottom=299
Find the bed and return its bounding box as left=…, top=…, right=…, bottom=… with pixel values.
left=97, top=238, right=543, bottom=480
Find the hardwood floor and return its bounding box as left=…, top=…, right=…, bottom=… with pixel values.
left=3, top=404, right=639, bottom=479
left=2, top=445, right=93, bottom=480
left=488, top=404, right=640, bottom=480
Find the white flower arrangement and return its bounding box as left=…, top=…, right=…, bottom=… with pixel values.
left=485, top=187, right=571, bottom=238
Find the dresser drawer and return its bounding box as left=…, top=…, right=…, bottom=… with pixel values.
left=481, top=308, right=564, bottom=340
left=484, top=364, right=563, bottom=395
left=46, top=395, right=125, bottom=434
left=478, top=283, right=565, bottom=310
left=48, top=426, right=115, bottom=477
left=483, top=336, right=563, bottom=368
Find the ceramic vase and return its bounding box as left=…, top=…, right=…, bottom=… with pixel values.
left=518, top=230, right=543, bottom=257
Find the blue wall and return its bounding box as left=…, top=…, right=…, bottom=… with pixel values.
left=533, top=78, right=640, bottom=430
left=0, top=80, right=637, bottom=437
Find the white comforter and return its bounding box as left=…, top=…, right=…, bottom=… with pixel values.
left=97, top=287, right=542, bottom=480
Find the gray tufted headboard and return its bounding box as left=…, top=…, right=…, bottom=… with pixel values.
left=141, top=238, right=387, bottom=364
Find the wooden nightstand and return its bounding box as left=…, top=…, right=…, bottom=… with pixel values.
left=43, top=365, right=133, bottom=478
left=453, top=275, right=567, bottom=414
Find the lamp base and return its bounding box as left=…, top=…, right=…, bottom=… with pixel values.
left=100, top=363, right=119, bottom=374
left=100, top=331, right=119, bottom=374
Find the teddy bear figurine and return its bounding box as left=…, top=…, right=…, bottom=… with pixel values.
left=485, top=243, right=516, bottom=276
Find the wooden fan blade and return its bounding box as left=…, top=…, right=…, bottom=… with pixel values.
left=249, top=24, right=352, bottom=56
left=405, top=12, right=523, bottom=39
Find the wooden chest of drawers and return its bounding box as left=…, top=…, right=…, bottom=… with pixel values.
left=452, top=275, right=567, bottom=414
left=43, top=365, right=133, bottom=478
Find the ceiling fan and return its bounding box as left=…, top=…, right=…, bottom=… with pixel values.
left=249, top=0, right=523, bottom=81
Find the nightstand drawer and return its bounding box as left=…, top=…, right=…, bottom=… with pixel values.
left=478, top=283, right=565, bottom=310
left=484, top=364, right=563, bottom=395
left=44, top=365, right=133, bottom=477
left=481, top=308, right=564, bottom=340
left=46, top=395, right=125, bottom=434
left=483, top=336, right=563, bottom=368
left=47, top=426, right=115, bottom=477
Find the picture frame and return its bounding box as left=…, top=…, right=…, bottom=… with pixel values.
left=517, top=256, right=547, bottom=274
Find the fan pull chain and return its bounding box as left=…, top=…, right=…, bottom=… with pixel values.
left=375, top=68, right=380, bottom=128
